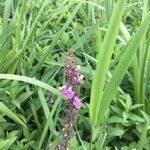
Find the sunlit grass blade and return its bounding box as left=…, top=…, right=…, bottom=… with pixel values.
left=137, top=124, right=149, bottom=150
left=104, top=0, right=113, bottom=21
left=138, top=0, right=149, bottom=107
left=131, top=0, right=149, bottom=111
left=0, top=137, right=17, bottom=150
left=145, top=44, right=150, bottom=113
left=0, top=74, right=60, bottom=96
left=97, top=12, right=150, bottom=123
left=90, top=0, right=126, bottom=126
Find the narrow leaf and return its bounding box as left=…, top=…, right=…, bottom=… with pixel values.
left=0, top=74, right=60, bottom=96
left=97, top=12, right=150, bottom=123
left=0, top=137, right=17, bottom=150
left=90, top=0, right=126, bottom=125
left=0, top=102, right=27, bottom=128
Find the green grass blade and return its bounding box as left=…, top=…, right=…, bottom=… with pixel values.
left=30, top=102, right=42, bottom=131
left=2, top=0, right=12, bottom=32
left=72, top=23, right=99, bottom=51
left=90, top=0, right=126, bottom=125
left=104, top=0, right=113, bottom=21
left=97, top=12, right=150, bottom=123
left=38, top=97, right=61, bottom=149
left=12, top=0, right=26, bottom=52
left=138, top=0, right=149, bottom=106
left=0, top=137, right=17, bottom=150
left=145, top=45, right=150, bottom=113
left=137, top=123, right=149, bottom=150
left=19, top=0, right=50, bottom=54
left=0, top=102, right=27, bottom=128
left=32, top=3, right=81, bottom=75
left=131, top=0, right=149, bottom=109
left=0, top=0, right=70, bottom=72
left=38, top=88, right=50, bottom=120
left=0, top=74, right=60, bottom=96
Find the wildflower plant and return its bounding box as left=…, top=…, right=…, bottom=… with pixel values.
left=55, top=49, right=84, bottom=149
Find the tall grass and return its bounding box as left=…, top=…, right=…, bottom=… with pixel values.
left=0, top=0, right=150, bottom=149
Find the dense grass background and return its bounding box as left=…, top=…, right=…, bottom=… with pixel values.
left=0, top=0, right=150, bottom=149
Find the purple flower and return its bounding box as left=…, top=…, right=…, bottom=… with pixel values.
left=73, top=96, right=82, bottom=109
left=60, top=85, right=75, bottom=99
left=55, top=50, right=84, bottom=149
left=77, top=74, right=84, bottom=82
left=71, top=73, right=84, bottom=84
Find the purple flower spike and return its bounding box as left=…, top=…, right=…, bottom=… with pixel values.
left=59, top=85, right=67, bottom=90
left=60, top=85, right=75, bottom=99
left=73, top=96, right=82, bottom=109
left=77, top=74, right=84, bottom=82
left=56, top=49, right=84, bottom=149
left=75, top=65, right=80, bottom=71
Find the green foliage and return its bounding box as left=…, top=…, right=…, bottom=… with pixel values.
left=0, top=0, right=150, bottom=149
left=90, top=0, right=126, bottom=126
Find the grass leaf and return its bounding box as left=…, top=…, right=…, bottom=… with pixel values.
left=0, top=137, right=17, bottom=150
left=0, top=74, right=60, bottom=96
left=97, top=12, right=150, bottom=123
left=0, top=102, right=27, bottom=128
left=90, top=0, right=126, bottom=125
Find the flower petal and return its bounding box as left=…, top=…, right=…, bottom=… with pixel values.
left=60, top=85, right=75, bottom=99
left=77, top=74, right=84, bottom=82
left=73, top=96, right=82, bottom=109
